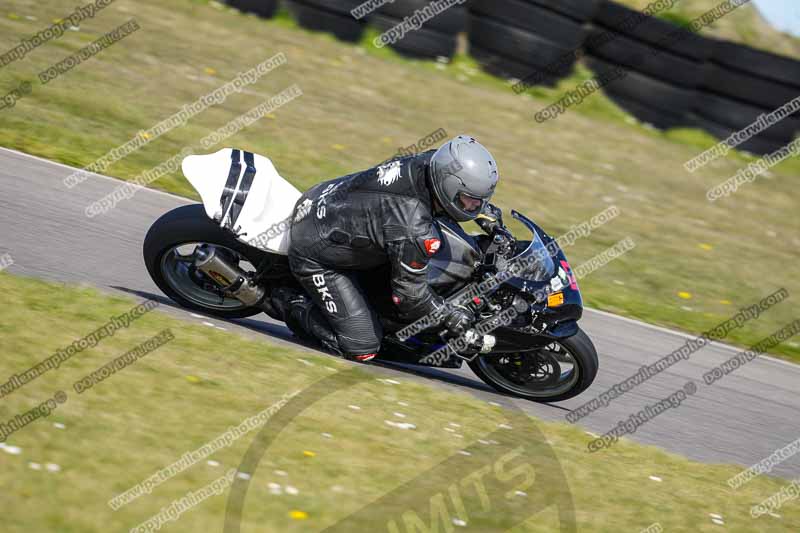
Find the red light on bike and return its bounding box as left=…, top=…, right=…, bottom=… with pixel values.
left=560, top=260, right=578, bottom=290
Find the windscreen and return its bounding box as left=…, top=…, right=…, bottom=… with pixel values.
left=507, top=221, right=556, bottom=282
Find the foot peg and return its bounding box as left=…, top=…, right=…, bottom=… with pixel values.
left=467, top=329, right=497, bottom=354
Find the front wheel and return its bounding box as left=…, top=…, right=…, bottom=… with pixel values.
left=468, top=327, right=598, bottom=402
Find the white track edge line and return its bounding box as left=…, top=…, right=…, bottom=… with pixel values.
left=3, top=147, right=796, bottom=368
left=0, top=146, right=193, bottom=204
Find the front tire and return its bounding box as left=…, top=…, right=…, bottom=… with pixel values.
left=143, top=204, right=270, bottom=319
left=468, top=327, right=598, bottom=402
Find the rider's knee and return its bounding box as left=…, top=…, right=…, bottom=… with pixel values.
left=337, top=333, right=381, bottom=357
left=335, top=309, right=382, bottom=356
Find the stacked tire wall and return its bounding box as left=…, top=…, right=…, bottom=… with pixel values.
left=228, top=0, right=465, bottom=57
left=225, top=0, right=280, bottom=18
left=467, top=0, right=799, bottom=154
left=468, top=0, right=596, bottom=84
left=285, top=0, right=366, bottom=42
left=584, top=0, right=800, bottom=154
left=225, top=0, right=800, bottom=154
left=584, top=1, right=709, bottom=131
left=226, top=0, right=366, bottom=42
left=370, top=0, right=467, bottom=59
left=694, top=40, right=800, bottom=153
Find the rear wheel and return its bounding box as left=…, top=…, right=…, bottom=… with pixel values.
left=468, top=327, right=598, bottom=402
left=143, top=205, right=272, bottom=319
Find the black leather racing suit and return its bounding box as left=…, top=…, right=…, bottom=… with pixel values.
left=286, top=151, right=445, bottom=357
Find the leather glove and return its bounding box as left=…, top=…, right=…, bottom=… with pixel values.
left=443, top=305, right=475, bottom=337
left=475, top=203, right=504, bottom=235
left=484, top=203, right=503, bottom=226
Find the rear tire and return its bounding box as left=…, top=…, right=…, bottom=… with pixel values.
left=469, top=327, right=599, bottom=402
left=143, top=204, right=270, bottom=319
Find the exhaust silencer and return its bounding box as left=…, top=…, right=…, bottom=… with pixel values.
left=193, top=245, right=265, bottom=307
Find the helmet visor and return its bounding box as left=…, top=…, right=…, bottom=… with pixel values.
left=455, top=192, right=484, bottom=215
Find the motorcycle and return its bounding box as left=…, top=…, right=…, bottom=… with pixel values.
left=143, top=149, right=598, bottom=402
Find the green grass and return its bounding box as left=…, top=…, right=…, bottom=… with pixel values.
left=1, top=271, right=798, bottom=532
left=0, top=0, right=798, bottom=363
left=657, top=11, right=694, bottom=30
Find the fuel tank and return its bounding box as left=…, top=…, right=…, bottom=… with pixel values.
left=428, top=218, right=481, bottom=297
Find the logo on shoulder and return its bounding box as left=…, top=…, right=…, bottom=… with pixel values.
left=376, top=160, right=402, bottom=187
left=424, top=238, right=441, bottom=256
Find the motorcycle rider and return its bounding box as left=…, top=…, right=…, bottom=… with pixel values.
left=272, top=135, right=501, bottom=362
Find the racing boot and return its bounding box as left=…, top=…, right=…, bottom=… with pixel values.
left=269, top=287, right=343, bottom=356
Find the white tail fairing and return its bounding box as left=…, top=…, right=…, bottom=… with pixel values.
left=181, top=148, right=301, bottom=254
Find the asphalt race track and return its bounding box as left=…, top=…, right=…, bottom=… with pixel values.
left=1, top=147, right=797, bottom=479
